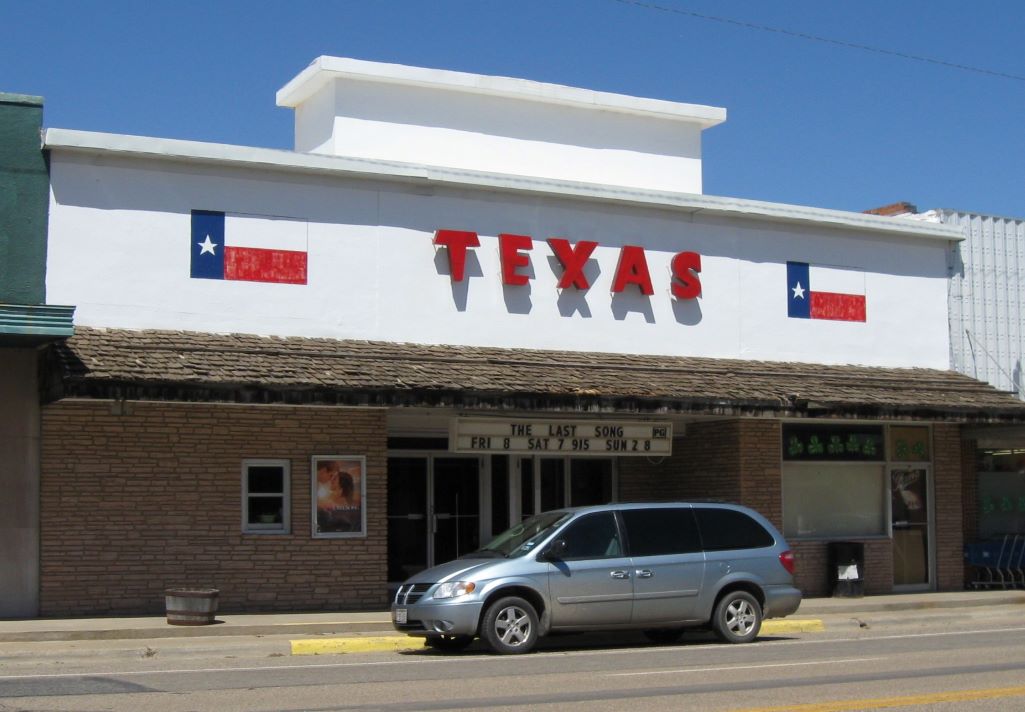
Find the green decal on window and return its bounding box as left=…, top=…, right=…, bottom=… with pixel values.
left=782, top=424, right=884, bottom=461
left=827, top=435, right=844, bottom=455
left=807, top=436, right=824, bottom=456
left=787, top=436, right=804, bottom=457
left=895, top=439, right=910, bottom=459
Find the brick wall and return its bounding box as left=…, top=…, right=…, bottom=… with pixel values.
left=619, top=420, right=744, bottom=503
left=933, top=424, right=965, bottom=590
left=738, top=420, right=782, bottom=526
left=40, top=401, right=388, bottom=616
left=619, top=419, right=780, bottom=527
left=792, top=540, right=894, bottom=596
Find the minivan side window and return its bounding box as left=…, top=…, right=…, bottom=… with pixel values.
left=621, top=507, right=701, bottom=556
left=558, top=512, right=622, bottom=559
left=694, top=507, right=775, bottom=550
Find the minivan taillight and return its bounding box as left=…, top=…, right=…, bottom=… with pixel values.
left=779, top=550, right=795, bottom=575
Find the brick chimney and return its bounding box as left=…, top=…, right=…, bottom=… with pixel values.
left=864, top=201, right=918, bottom=217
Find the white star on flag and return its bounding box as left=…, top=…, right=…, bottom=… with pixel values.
left=198, top=235, right=217, bottom=255
left=791, top=281, right=806, bottom=299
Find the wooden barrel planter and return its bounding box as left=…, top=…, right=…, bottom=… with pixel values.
left=165, top=588, right=220, bottom=625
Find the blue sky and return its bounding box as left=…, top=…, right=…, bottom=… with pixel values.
left=3, top=0, right=1023, bottom=217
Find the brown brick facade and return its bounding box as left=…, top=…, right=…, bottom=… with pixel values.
left=39, top=403, right=974, bottom=614
left=932, top=424, right=965, bottom=590
left=40, top=401, right=388, bottom=616
left=619, top=419, right=780, bottom=527
left=961, top=438, right=979, bottom=586
left=619, top=420, right=744, bottom=504
left=791, top=540, right=894, bottom=596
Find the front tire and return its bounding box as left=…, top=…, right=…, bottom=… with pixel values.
left=712, top=590, right=762, bottom=643
left=481, top=596, right=539, bottom=654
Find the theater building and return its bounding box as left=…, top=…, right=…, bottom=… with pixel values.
left=11, top=57, right=1025, bottom=616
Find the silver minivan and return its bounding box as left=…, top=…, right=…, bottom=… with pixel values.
left=391, top=502, right=801, bottom=653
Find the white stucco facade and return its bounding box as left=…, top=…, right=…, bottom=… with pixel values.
left=277, top=56, right=724, bottom=195
left=43, top=57, right=960, bottom=369
left=45, top=148, right=952, bottom=368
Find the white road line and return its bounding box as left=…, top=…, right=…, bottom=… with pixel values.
left=611, top=657, right=883, bottom=677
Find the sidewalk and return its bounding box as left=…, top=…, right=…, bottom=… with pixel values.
left=1, top=590, right=1022, bottom=644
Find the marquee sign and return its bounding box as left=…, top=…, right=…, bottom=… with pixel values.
left=450, top=418, right=674, bottom=456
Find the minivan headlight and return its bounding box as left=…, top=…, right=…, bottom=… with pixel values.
left=433, top=581, right=476, bottom=599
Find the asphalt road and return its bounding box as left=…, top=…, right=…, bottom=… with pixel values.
left=3, top=607, right=1025, bottom=711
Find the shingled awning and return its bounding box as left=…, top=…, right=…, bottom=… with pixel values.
left=44, top=327, right=1025, bottom=423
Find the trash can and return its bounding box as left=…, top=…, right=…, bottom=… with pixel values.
left=827, top=542, right=864, bottom=597
left=165, top=587, right=220, bottom=625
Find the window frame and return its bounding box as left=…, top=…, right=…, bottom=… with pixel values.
left=241, top=458, right=291, bottom=535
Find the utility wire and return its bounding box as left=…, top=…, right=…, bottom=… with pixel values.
left=612, top=0, right=1025, bottom=83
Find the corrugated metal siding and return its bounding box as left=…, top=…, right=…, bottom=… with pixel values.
left=945, top=210, right=1025, bottom=400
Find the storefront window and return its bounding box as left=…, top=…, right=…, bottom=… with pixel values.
left=782, top=424, right=890, bottom=539
left=242, top=459, right=290, bottom=534
left=977, top=449, right=1025, bottom=539
left=782, top=463, right=886, bottom=539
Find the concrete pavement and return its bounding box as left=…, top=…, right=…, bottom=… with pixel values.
left=1, top=590, right=1022, bottom=645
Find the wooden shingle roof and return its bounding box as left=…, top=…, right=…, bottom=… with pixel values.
left=45, top=327, right=1025, bottom=422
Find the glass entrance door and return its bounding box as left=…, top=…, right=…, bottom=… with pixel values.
left=432, top=457, right=481, bottom=566
left=891, top=466, right=930, bottom=587
left=386, top=455, right=482, bottom=584
left=387, top=457, right=428, bottom=583
left=517, top=456, right=615, bottom=520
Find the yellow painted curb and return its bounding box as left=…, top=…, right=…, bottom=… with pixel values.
left=291, top=636, right=421, bottom=655
left=762, top=618, right=825, bottom=633
left=290, top=619, right=825, bottom=655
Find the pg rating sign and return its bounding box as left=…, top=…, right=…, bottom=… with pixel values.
left=451, top=418, right=673, bottom=456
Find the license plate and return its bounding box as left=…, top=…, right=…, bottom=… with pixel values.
left=394, top=608, right=407, bottom=624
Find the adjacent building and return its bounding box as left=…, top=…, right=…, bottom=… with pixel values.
left=0, top=93, right=74, bottom=617
left=869, top=201, right=1025, bottom=551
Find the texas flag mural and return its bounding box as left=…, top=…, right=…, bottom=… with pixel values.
left=190, top=210, right=308, bottom=285
left=787, top=261, right=866, bottom=322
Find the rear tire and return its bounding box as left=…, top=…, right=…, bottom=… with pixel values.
left=481, top=596, right=539, bottom=654
left=712, top=590, right=762, bottom=643
left=424, top=634, right=474, bottom=652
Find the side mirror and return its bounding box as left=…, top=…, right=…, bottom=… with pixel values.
left=540, top=538, right=568, bottom=562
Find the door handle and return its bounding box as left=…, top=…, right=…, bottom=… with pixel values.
left=610, top=570, right=631, bottom=579
left=635, top=569, right=653, bottom=579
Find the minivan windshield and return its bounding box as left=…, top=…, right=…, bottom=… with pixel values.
left=468, top=511, right=571, bottom=558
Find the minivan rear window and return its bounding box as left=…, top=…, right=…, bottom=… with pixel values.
left=694, top=507, right=775, bottom=550
left=621, top=507, right=701, bottom=556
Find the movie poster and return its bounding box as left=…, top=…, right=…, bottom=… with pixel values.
left=312, top=456, right=366, bottom=538
left=890, top=467, right=928, bottom=526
